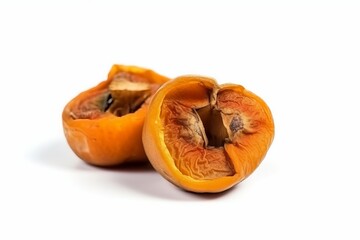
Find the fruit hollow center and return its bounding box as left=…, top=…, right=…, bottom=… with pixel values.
left=195, top=106, right=229, bottom=148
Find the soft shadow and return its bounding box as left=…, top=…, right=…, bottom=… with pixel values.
left=31, top=139, right=237, bottom=200
left=113, top=170, right=237, bottom=201
left=97, top=161, right=155, bottom=172
left=31, top=139, right=154, bottom=172
left=187, top=186, right=239, bottom=200
left=31, top=139, right=82, bottom=169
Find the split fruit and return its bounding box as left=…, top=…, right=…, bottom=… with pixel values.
left=142, top=75, right=274, bottom=193
left=62, top=65, right=169, bottom=166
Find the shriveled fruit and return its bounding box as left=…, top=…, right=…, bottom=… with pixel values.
left=62, top=65, right=169, bottom=166
left=142, top=76, right=274, bottom=193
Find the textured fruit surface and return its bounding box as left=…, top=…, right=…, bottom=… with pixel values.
left=62, top=65, right=169, bottom=166
left=142, top=76, right=274, bottom=193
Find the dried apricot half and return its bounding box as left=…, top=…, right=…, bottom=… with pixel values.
left=62, top=65, right=169, bottom=166
left=142, top=76, right=274, bottom=193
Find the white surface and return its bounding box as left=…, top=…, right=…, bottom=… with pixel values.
left=1, top=1, right=359, bottom=239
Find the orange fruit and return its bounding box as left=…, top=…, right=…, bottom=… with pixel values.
left=142, top=76, right=274, bottom=192
left=62, top=65, right=169, bottom=166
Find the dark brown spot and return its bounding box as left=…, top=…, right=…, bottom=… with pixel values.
left=230, top=116, right=243, bottom=133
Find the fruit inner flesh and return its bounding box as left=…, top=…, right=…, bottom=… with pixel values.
left=161, top=86, right=236, bottom=180
left=70, top=73, right=156, bottom=119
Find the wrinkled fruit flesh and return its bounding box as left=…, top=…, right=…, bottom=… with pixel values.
left=70, top=72, right=160, bottom=120
left=62, top=65, right=169, bottom=166
left=142, top=76, right=274, bottom=193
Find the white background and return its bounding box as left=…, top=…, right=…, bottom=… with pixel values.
left=1, top=0, right=359, bottom=239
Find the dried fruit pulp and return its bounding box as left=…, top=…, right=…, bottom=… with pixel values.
left=62, top=65, right=169, bottom=166
left=143, top=76, right=274, bottom=192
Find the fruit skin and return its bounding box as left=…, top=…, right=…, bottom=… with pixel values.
left=142, top=76, right=275, bottom=193
left=62, top=65, right=169, bottom=166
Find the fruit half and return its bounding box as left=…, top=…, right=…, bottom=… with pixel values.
left=62, top=65, right=169, bottom=166
left=142, top=76, right=274, bottom=193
